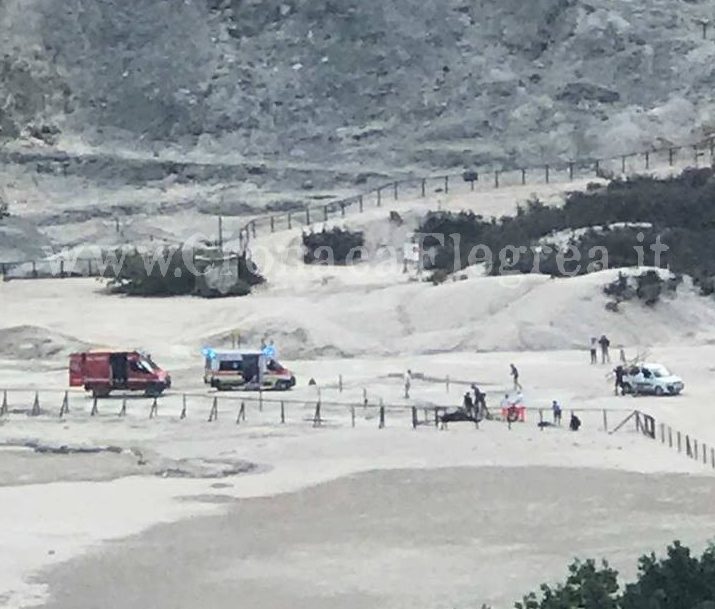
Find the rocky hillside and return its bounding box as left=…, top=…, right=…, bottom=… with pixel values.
left=2, top=0, right=714, bottom=169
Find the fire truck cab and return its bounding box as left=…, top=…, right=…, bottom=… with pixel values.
left=203, top=348, right=296, bottom=391
left=69, top=350, right=171, bottom=398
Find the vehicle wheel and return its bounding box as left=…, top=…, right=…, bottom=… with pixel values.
left=621, top=383, right=632, bottom=395
left=654, top=386, right=664, bottom=396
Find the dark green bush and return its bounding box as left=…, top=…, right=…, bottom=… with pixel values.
left=106, top=246, right=263, bottom=297
left=514, top=541, right=715, bottom=609
left=417, top=169, right=715, bottom=287
left=303, top=227, right=365, bottom=265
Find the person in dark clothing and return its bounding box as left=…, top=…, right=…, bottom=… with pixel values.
left=569, top=413, right=581, bottom=431
left=614, top=365, right=625, bottom=396
left=552, top=400, right=562, bottom=425
left=599, top=335, right=611, bottom=364
left=463, top=393, right=474, bottom=417
left=472, top=384, right=488, bottom=419
left=510, top=364, right=522, bottom=390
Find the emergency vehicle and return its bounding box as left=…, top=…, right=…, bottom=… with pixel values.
left=69, top=350, right=172, bottom=398
left=202, top=348, right=296, bottom=391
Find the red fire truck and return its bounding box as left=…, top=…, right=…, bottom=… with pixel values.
left=69, top=350, right=172, bottom=398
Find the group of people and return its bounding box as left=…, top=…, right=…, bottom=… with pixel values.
left=462, top=384, right=489, bottom=419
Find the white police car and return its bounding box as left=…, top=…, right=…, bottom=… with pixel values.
left=621, top=363, right=684, bottom=396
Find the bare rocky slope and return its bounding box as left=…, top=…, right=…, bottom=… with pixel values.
left=1, top=0, right=714, bottom=257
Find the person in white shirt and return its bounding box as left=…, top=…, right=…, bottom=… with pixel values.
left=404, top=369, right=412, bottom=399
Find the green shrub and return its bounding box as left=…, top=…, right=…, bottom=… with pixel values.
left=303, top=227, right=365, bottom=265
left=416, top=169, right=715, bottom=288
left=514, top=541, right=715, bottom=609
left=106, top=246, right=263, bottom=297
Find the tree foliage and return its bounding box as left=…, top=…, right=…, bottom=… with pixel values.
left=303, top=226, right=365, bottom=265
left=106, top=246, right=264, bottom=297
left=514, top=541, right=715, bottom=609
left=417, top=169, right=715, bottom=289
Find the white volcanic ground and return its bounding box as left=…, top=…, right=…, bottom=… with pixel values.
left=1, top=164, right=715, bottom=608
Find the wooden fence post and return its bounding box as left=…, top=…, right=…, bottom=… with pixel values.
left=711, top=448, right=715, bottom=469
left=494, top=171, right=500, bottom=188
left=703, top=443, right=707, bottom=465
left=259, top=388, right=263, bottom=412
left=338, top=374, right=343, bottom=393
left=621, top=155, right=626, bottom=173
left=60, top=392, right=69, bottom=418
left=521, top=169, right=526, bottom=185
left=595, top=159, right=600, bottom=176
left=445, top=375, right=450, bottom=393
left=694, top=439, right=699, bottom=461
left=313, top=400, right=322, bottom=427
left=602, top=409, right=608, bottom=432
left=677, top=431, right=682, bottom=453
left=362, top=388, right=367, bottom=408
left=287, top=212, right=292, bottom=229
left=645, top=151, right=650, bottom=170
left=280, top=401, right=285, bottom=424
left=568, top=162, right=574, bottom=181
left=180, top=395, right=187, bottom=419
left=668, top=426, right=673, bottom=448
left=421, top=179, right=426, bottom=197
left=351, top=405, right=356, bottom=428
left=686, top=435, right=692, bottom=458
left=393, top=181, right=398, bottom=200
left=0, top=390, right=7, bottom=416
left=149, top=397, right=158, bottom=419
left=379, top=400, right=385, bottom=429
left=434, top=408, right=439, bottom=428
left=659, top=423, right=665, bottom=443
left=305, top=208, right=311, bottom=225
left=270, top=216, right=275, bottom=232
left=119, top=398, right=127, bottom=418
left=545, top=164, right=550, bottom=184
left=323, top=205, right=328, bottom=222
left=209, top=397, right=218, bottom=422
left=31, top=392, right=40, bottom=416
left=444, top=175, right=449, bottom=193
left=359, top=195, right=364, bottom=212
left=412, top=407, right=418, bottom=429
left=377, top=187, right=382, bottom=206
left=340, top=202, right=345, bottom=217
left=669, top=147, right=675, bottom=166
left=539, top=409, right=543, bottom=430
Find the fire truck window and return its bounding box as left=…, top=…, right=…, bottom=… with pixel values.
left=131, top=360, right=150, bottom=374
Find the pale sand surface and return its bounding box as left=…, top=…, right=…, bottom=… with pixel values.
left=37, top=467, right=715, bottom=609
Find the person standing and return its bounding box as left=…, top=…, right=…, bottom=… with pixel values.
left=614, top=365, right=625, bottom=396
left=510, top=364, right=522, bottom=390
left=472, top=384, right=488, bottom=418
left=599, top=335, right=611, bottom=364
left=589, top=337, right=598, bottom=365
left=404, top=369, right=412, bottom=399
left=552, top=400, right=562, bottom=425
left=463, top=392, right=474, bottom=417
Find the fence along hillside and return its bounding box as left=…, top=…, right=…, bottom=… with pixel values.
left=2, top=135, right=714, bottom=279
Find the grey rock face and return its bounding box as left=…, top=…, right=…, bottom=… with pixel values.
left=0, top=0, right=713, bottom=191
